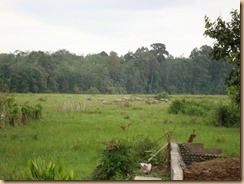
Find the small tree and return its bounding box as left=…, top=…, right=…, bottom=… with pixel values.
left=204, top=9, right=240, bottom=107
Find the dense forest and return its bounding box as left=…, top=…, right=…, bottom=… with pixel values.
left=0, top=43, right=231, bottom=94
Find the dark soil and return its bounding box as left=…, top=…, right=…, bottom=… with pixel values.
left=183, top=157, right=241, bottom=181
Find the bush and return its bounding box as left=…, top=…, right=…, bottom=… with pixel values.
left=91, top=137, right=167, bottom=180
left=22, top=158, right=74, bottom=180
left=210, top=103, right=240, bottom=127
left=155, top=92, right=170, bottom=100
left=168, top=99, right=184, bottom=114
left=86, top=87, right=100, bottom=94
left=1, top=94, right=20, bottom=126
left=133, top=138, right=163, bottom=166
left=0, top=93, right=42, bottom=127
left=21, top=102, right=42, bottom=124
left=168, top=99, right=212, bottom=116
left=91, top=139, right=137, bottom=180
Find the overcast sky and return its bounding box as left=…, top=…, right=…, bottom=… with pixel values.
left=0, top=0, right=240, bottom=57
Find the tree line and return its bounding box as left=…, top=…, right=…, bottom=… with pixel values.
left=0, top=44, right=231, bottom=94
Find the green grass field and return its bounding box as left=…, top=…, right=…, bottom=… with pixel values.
left=0, top=94, right=240, bottom=180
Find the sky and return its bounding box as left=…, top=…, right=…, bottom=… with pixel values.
left=0, top=0, right=240, bottom=57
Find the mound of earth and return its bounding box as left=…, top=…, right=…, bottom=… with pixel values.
left=183, top=157, right=240, bottom=181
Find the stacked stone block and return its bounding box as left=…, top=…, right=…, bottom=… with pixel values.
left=178, top=143, right=222, bottom=165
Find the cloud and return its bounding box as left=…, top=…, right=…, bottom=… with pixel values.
left=0, top=0, right=240, bottom=57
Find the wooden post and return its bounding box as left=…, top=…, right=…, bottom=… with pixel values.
left=167, top=132, right=171, bottom=170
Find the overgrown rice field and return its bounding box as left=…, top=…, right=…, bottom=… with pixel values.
left=0, top=94, right=240, bottom=180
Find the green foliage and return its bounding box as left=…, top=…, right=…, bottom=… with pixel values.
left=210, top=103, right=240, bottom=127
left=22, top=158, right=74, bottom=180
left=21, top=102, right=42, bottom=123
left=92, top=136, right=166, bottom=180
left=0, top=93, right=42, bottom=127
left=91, top=139, right=137, bottom=180
left=154, top=92, right=170, bottom=100
left=133, top=138, right=163, bottom=166
left=150, top=43, right=169, bottom=63
left=0, top=43, right=231, bottom=95
left=0, top=93, right=20, bottom=127
left=168, top=100, right=184, bottom=114
left=86, top=87, right=100, bottom=94
left=169, top=97, right=240, bottom=128
left=204, top=9, right=240, bottom=107
left=168, top=99, right=212, bottom=116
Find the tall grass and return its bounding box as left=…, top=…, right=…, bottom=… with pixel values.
left=0, top=94, right=240, bottom=180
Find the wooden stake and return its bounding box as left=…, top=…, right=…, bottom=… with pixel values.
left=148, top=144, right=167, bottom=163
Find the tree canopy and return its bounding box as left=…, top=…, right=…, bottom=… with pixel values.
left=0, top=44, right=231, bottom=95
left=204, top=9, right=240, bottom=107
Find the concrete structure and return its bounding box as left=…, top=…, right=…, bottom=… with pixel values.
left=170, top=142, right=185, bottom=180
left=170, top=142, right=222, bottom=180
left=134, top=142, right=222, bottom=180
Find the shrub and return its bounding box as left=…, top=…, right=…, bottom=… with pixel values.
left=86, top=87, right=100, bottom=94
left=133, top=138, right=163, bottom=166
left=21, top=102, right=42, bottom=124
left=91, top=139, right=137, bottom=180
left=92, top=137, right=166, bottom=180
left=168, top=99, right=184, bottom=114
left=0, top=93, right=43, bottom=127
left=155, top=92, right=170, bottom=100
left=168, top=99, right=212, bottom=116
left=210, top=103, right=240, bottom=127
left=0, top=94, right=20, bottom=126
left=6, top=100, right=20, bottom=126
left=22, top=158, right=74, bottom=180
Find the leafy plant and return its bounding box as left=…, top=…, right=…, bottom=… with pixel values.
left=92, top=136, right=167, bottom=180
left=210, top=103, right=240, bottom=127
left=86, top=87, right=100, bottom=94
left=168, top=99, right=212, bottom=116
left=0, top=93, right=20, bottom=126
left=22, top=158, right=74, bottom=180
left=155, top=92, right=170, bottom=100
left=133, top=138, right=163, bottom=166
left=204, top=9, right=240, bottom=107
left=168, top=99, right=184, bottom=114
left=21, top=102, right=42, bottom=124
left=91, top=139, right=137, bottom=180
left=0, top=93, right=43, bottom=127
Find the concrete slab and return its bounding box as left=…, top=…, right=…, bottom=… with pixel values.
left=134, top=176, right=161, bottom=180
